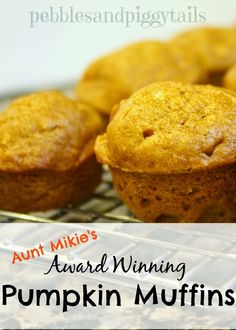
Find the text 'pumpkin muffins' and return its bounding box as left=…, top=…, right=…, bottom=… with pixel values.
left=95, top=81, right=236, bottom=222
left=0, top=91, right=104, bottom=212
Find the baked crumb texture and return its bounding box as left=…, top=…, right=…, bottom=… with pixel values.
left=95, top=81, right=236, bottom=222
left=0, top=91, right=103, bottom=212
left=111, top=164, right=236, bottom=222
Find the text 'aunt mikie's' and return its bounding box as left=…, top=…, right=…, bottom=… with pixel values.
left=11, top=230, right=185, bottom=281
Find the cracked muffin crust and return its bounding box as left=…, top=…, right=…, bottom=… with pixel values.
left=95, top=81, right=236, bottom=222
left=0, top=91, right=104, bottom=212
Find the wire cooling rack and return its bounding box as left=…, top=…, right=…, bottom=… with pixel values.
left=0, top=91, right=236, bottom=329
left=0, top=90, right=140, bottom=225
left=0, top=168, right=141, bottom=224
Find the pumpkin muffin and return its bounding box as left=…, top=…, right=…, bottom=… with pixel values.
left=223, top=63, right=236, bottom=91
left=167, top=40, right=207, bottom=84
left=0, top=91, right=104, bottom=212
left=95, top=81, right=236, bottom=223
left=171, top=26, right=236, bottom=85
left=75, top=40, right=206, bottom=115
left=75, top=78, right=128, bottom=120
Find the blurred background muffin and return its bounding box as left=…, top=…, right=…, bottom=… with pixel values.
left=75, top=40, right=207, bottom=116
left=223, top=63, right=236, bottom=90
left=75, top=25, right=235, bottom=116
left=170, top=26, right=236, bottom=86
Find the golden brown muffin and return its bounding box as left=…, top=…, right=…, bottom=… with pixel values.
left=223, top=63, right=236, bottom=90
left=76, top=40, right=206, bottom=115
left=75, top=78, right=128, bottom=119
left=95, top=81, right=236, bottom=222
left=0, top=91, right=104, bottom=212
left=171, top=26, right=236, bottom=85
left=167, top=40, right=207, bottom=84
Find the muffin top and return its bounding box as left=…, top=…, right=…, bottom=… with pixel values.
left=76, top=40, right=203, bottom=114
left=82, top=41, right=185, bottom=91
left=224, top=63, right=236, bottom=91
left=0, top=91, right=103, bottom=172
left=167, top=40, right=207, bottom=84
left=95, top=81, right=236, bottom=174
left=75, top=78, right=129, bottom=115
left=171, top=26, right=236, bottom=72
